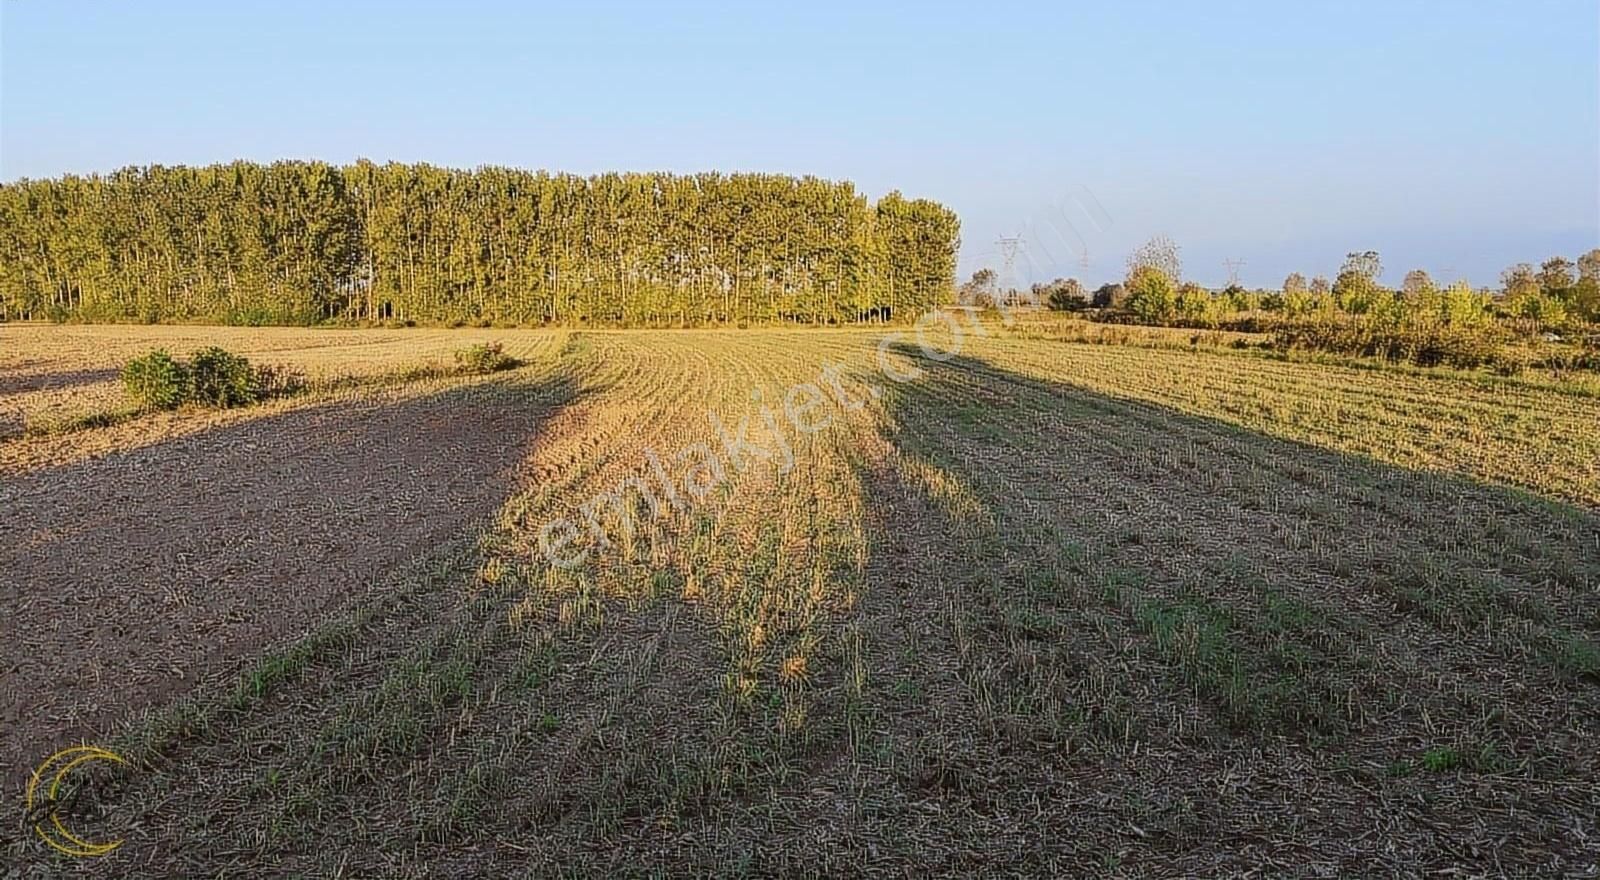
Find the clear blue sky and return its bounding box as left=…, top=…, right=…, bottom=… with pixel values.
left=2, top=0, right=1596, bottom=288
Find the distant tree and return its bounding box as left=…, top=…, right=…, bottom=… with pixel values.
left=1176, top=282, right=1214, bottom=323
left=1509, top=289, right=1568, bottom=325
left=0, top=163, right=961, bottom=327
left=1309, top=275, right=1331, bottom=296
left=1499, top=262, right=1561, bottom=324
left=1091, top=282, right=1126, bottom=309
left=1341, top=250, right=1383, bottom=283
left=1578, top=248, right=1600, bottom=282
left=1334, top=275, right=1377, bottom=312
left=1577, top=250, right=1600, bottom=320
left=1126, top=236, right=1182, bottom=284
left=1500, top=263, right=1538, bottom=298
left=959, top=268, right=998, bottom=305
left=1441, top=281, right=1493, bottom=327
left=1333, top=250, right=1386, bottom=312
left=1538, top=256, right=1575, bottom=295
left=1401, top=269, right=1434, bottom=297
left=1283, top=272, right=1307, bottom=295
left=1125, top=265, right=1177, bottom=323
left=1219, top=283, right=1253, bottom=312
left=1573, top=275, right=1600, bottom=322
left=1041, top=278, right=1087, bottom=311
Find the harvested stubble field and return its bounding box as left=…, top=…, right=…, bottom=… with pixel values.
left=2, top=321, right=1598, bottom=877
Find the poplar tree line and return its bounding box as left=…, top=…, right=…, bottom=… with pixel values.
left=0, top=161, right=960, bottom=326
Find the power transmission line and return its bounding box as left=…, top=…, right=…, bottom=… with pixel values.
left=997, top=235, right=1024, bottom=305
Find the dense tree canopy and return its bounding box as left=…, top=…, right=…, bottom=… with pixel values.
left=0, top=162, right=960, bottom=326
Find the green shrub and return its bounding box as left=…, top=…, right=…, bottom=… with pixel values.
left=1400, top=324, right=1501, bottom=369
left=121, top=349, right=191, bottom=410
left=1273, top=316, right=1504, bottom=370
left=189, top=346, right=261, bottom=407
left=454, top=341, right=519, bottom=374
left=122, top=346, right=280, bottom=411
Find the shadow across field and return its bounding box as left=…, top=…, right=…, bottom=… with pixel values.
left=0, top=369, right=581, bottom=789
left=837, top=344, right=1600, bottom=874
left=0, top=366, right=121, bottom=397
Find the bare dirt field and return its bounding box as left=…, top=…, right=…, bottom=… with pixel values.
left=3, top=321, right=1598, bottom=876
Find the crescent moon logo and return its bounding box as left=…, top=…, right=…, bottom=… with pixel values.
left=25, top=745, right=128, bottom=858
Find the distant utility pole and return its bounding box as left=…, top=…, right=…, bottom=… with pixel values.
left=1078, top=247, right=1090, bottom=273
left=1223, top=257, right=1246, bottom=287
left=997, top=235, right=1024, bottom=305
